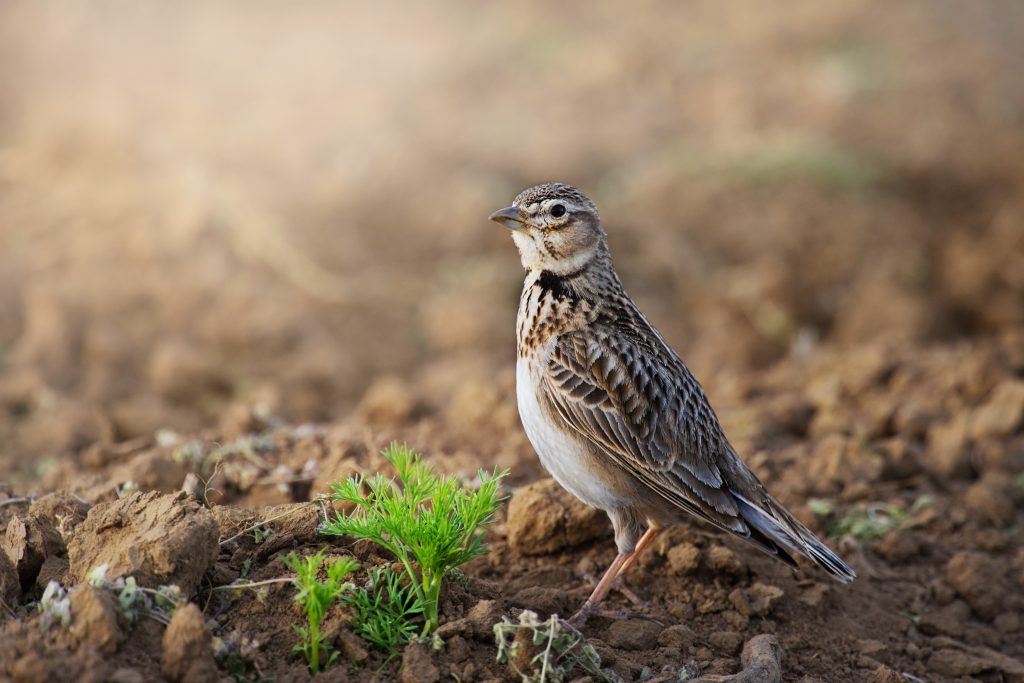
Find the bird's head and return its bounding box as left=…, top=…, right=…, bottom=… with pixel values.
left=489, top=182, right=606, bottom=274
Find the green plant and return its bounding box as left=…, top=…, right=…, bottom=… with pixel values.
left=282, top=549, right=359, bottom=673
left=343, top=565, right=424, bottom=661
left=85, top=565, right=186, bottom=625
left=321, top=443, right=508, bottom=635
left=493, top=610, right=621, bottom=683
left=810, top=496, right=933, bottom=541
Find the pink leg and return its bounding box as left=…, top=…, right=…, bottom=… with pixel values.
left=614, top=527, right=661, bottom=579
left=571, top=528, right=662, bottom=625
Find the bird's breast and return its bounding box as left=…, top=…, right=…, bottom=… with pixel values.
left=515, top=352, right=627, bottom=512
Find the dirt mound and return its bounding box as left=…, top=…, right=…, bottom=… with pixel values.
left=67, top=491, right=219, bottom=596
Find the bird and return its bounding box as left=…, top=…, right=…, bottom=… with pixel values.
left=489, top=182, right=855, bottom=623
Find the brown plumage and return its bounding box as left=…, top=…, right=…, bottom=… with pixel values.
left=491, top=183, right=854, bottom=621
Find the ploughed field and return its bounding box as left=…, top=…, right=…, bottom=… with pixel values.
left=1, top=2, right=1023, bottom=681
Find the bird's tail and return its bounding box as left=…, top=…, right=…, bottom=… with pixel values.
left=734, top=493, right=856, bottom=584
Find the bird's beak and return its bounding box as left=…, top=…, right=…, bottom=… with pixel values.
left=488, top=206, right=527, bottom=230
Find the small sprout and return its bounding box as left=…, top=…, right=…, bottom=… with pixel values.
left=821, top=496, right=933, bottom=542
left=343, top=565, right=424, bottom=661
left=85, top=564, right=109, bottom=587
left=39, top=581, right=71, bottom=630
left=494, top=610, right=621, bottom=683
left=807, top=498, right=836, bottom=516
left=283, top=549, right=358, bottom=674
left=240, top=558, right=252, bottom=578
left=322, top=443, right=508, bottom=635
left=251, top=524, right=272, bottom=545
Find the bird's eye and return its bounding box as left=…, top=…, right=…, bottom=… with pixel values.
left=550, top=204, right=566, bottom=218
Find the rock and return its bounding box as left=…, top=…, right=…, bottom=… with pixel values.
left=68, top=491, right=219, bottom=596
left=708, top=630, right=744, bottom=655
left=707, top=545, right=745, bottom=577
left=658, top=623, right=699, bottom=651
left=963, top=472, right=1016, bottom=526
left=946, top=551, right=1003, bottom=620
left=2, top=513, right=66, bottom=592
left=337, top=628, right=369, bottom=664
left=928, top=638, right=1024, bottom=681
left=730, top=583, right=784, bottom=617
left=605, top=619, right=663, bottom=650
left=970, top=379, right=1024, bottom=439
left=667, top=543, right=701, bottom=575
left=692, top=634, right=783, bottom=683
left=70, top=584, right=125, bottom=655
left=401, top=640, right=440, bottom=683
left=918, top=600, right=969, bottom=637
left=27, top=493, right=92, bottom=537
left=869, top=664, right=905, bottom=683
left=506, top=479, right=607, bottom=555
left=436, top=599, right=504, bottom=641
left=877, top=528, right=921, bottom=563
left=0, top=548, right=19, bottom=606
left=925, top=414, right=972, bottom=480
left=161, top=603, right=218, bottom=682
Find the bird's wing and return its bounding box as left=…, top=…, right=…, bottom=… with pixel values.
left=541, top=321, right=751, bottom=535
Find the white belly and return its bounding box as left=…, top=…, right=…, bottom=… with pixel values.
left=516, top=357, right=624, bottom=512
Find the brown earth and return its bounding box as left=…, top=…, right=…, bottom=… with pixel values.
left=1, top=2, right=1024, bottom=682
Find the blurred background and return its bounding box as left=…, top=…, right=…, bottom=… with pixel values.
left=1, top=0, right=1022, bottom=483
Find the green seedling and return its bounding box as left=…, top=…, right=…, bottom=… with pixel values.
left=322, top=443, right=508, bottom=635
left=343, top=565, right=425, bottom=661
left=85, top=565, right=186, bottom=625
left=38, top=581, right=71, bottom=631
left=282, top=549, right=358, bottom=673
left=811, top=496, right=933, bottom=541
left=494, top=610, right=621, bottom=683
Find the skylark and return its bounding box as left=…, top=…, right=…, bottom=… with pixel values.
left=490, top=183, right=854, bottom=623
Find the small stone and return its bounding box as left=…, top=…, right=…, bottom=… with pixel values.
left=918, top=600, right=970, bottom=637
left=658, top=623, right=699, bottom=651
left=963, top=472, right=1016, bottom=526
left=605, top=619, right=663, bottom=650
left=666, top=543, right=701, bottom=575
left=401, top=640, right=440, bottom=683
left=162, top=603, right=218, bottom=682
left=708, top=630, right=744, bottom=655
left=798, top=583, right=829, bottom=608
left=745, top=583, right=784, bottom=617
left=970, top=379, right=1024, bottom=439
left=946, top=551, right=1003, bottom=620
left=337, top=628, right=369, bottom=663
left=925, top=414, right=972, bottom=480
left=506, top=479, right=607, bottom=555
left=707, top=545, right=745, bottom=577
left=877, top=528, right=921, bottom=563
left=70, top=584, right=125, bottom=655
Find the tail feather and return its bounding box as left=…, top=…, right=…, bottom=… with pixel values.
left=734, top=494, right=856, bottom=584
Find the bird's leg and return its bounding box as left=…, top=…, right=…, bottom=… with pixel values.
left=613, top=527, right=661, bottom=580
left=570, top=528, right=662, bottom=625
left=610, top=527, right=661, bottom=606
left=569, top=551, right=631, bottom=626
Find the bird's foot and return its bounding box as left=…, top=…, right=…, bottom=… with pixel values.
left=612, top=576, right=652, bottom=608
left=569, top=602, right=663, bottom=628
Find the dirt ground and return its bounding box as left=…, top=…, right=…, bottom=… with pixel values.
left=1, top=2, right=1023, bottom=682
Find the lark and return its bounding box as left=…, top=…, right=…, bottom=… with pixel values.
left=490, top=183, right=854, bottom=623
